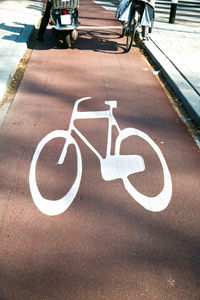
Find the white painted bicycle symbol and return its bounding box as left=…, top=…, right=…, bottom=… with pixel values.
left=29, top=97, right=172, bottom=216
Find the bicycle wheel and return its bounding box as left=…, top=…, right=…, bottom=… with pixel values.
left=125, top=22, right=137, bottom=52
left=121, top=22, right=125, bottom=37
left=29, top=130, right=82, bottom=216
left=115, top=128, right=172, bottom=212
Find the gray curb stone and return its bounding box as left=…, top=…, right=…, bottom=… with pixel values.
left=141, top=38, right=200, bottom=127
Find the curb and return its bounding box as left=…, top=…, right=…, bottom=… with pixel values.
left=0, top=25, right=34, bottom=102
left=139, top=37, right=200, bottom=127
left=0, top=3, right=43, bottom=108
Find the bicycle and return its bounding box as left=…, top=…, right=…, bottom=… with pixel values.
left=29, top=97, right=172, bottom=216
left=121, top=0, right=147, bottom=52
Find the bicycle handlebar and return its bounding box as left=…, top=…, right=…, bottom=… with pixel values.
left=74, top=97, right=91, bottom=109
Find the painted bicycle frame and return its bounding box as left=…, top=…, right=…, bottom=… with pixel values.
left=29, top=97, right=172, bottom=216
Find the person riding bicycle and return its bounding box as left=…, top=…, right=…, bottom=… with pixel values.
left=37, top=0, right=52, bottom=41
left=116, top=0, right=155, bottom=41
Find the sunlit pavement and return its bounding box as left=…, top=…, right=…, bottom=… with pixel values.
left=0, top=0, right=200, bottom=299
left=0, top=0, right=43, bottom=105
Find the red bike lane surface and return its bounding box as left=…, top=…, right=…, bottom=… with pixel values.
left=0, top=0, right=200, bottom=299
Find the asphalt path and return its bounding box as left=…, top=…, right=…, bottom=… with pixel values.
left=0, top=0, right=200, bottom=299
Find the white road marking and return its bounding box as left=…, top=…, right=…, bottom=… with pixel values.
left=29, top=98, right=172, bottom=216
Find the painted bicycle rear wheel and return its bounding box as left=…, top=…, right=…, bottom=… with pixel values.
left=29, top=130, right=82, bottom=216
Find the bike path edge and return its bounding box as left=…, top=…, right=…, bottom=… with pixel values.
left=139, top=36, right=200, bottom=128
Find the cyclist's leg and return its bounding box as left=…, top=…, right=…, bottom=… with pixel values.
left=142, top=26, right=149, bottom=40
left=141, top=3, right=154, bottom=39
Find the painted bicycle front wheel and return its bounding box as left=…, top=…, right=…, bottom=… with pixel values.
left=115, top=128, right=172, bottom=212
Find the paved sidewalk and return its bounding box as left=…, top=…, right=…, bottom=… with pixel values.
left=0, top=0, right=43, bottom=108
left=139, top=20, right=200, bottom=128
